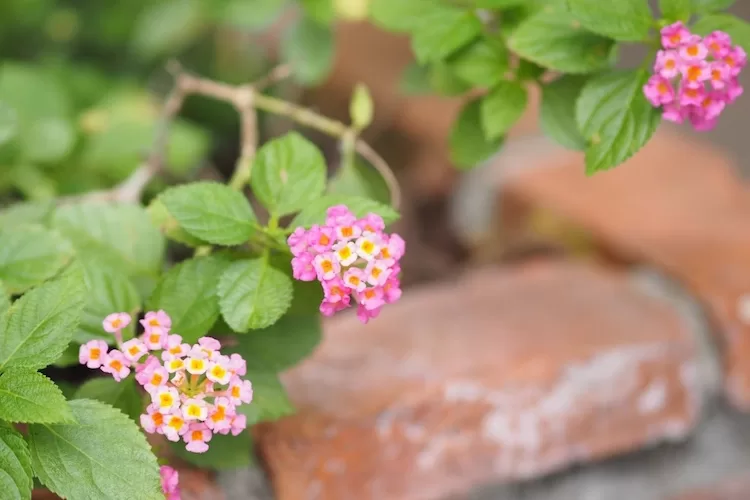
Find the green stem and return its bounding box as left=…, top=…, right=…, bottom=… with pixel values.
left=254, top=94, right=348, bottom=137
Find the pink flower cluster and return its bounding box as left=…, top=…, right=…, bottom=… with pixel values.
left=288, top=205, right=405, bottom=324
left=160, top=466, right=180, bottom=500
left=79, top=310, right=252, bottom=454
left=644, top=22, right=745, bottom=131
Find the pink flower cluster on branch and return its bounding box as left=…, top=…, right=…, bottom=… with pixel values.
left=79, top=310, right=252, bottom=454
left=644, top=22, right=746, bottom=131
left=160, top=466, right=180, bottom=500
left=288, top=205, right=405, bottom=324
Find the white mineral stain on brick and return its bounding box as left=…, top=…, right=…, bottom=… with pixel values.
left=638, top=379, right=667, bottom=414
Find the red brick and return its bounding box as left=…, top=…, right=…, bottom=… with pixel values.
left=256, top=262, right=700, bottom=500
left=499, top=130, right=750, bottom=409
left=671, top=476, right=750, bottom=500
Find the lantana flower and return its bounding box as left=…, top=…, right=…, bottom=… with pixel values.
left=288, top=205, right=404, bottom=324
left=79, top=310, right=253, bottom=454
left=644, top=22, right=745, bottom=131
left=159, top=466, right=180, bottom=500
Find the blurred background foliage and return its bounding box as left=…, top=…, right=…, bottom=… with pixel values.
left=0, top=0, right=371, bottom=202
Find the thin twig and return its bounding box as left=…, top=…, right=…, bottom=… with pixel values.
left=60, top=62, right=401, bottom=209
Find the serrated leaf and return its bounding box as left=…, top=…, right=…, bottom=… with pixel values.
left=52, top=203, right=165, bottom=280
left=168, top=431, right=252, bottom=470
left=0, top=283, right=8, bottom=317
left=75, top=262, right=140, bottom=345
left=0, top=370, right=72, bottom=423
left=660, top=0, right=692, bottom=20
left=282, top=15, right=334, bottom=85
left=508, top=10, right=616, bottom=74
left=0, top=225, right=74, bottom=295
left=290, top=194, right=400, bottom=228
left=565, top=0, right=653, bottom=42
left=411, top=5, right=482, bottom=64
left=0, top=201, right=54, bottom=229
left=692, top=0, right=735, bottom=14
left=28, top=399, right=162, bottom=500
left=217, top=258, right=293, bottom=332
left=450, top=98, right=504, bottom=169
left=251, top=132, right=327, bottom=216
left=147, top=198, right=208, bottom=248
left=160, top=182, right=257, bottom=246
left=147, top=256, right=230, bottom=343
left=576, top=70, right=661, bottom=174
left=692, top=14, right=750, bottom=52
left=328, top=159, right=391, bottom=205
left=231, top=278, right=322, bottom=371
left=480, top=80, right=528, bottom=140
left=239, top=371, right=295, bottom=424
left=449, top=39, right=509, bottom=88
left=0, top=272, right=85, bottom=371
left=73, top=377, right=143, bottom=423
left=0, top=427, right=32, bottom=500
left=541, top=75, right=589, bottom=150
left=369, top=0, right=434, bottom=32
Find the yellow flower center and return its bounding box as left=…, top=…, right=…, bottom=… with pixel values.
left=159, top=393, right=174, bottom=407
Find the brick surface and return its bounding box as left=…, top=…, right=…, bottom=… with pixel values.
left=498, top=130, right=750, bottom=410
left=671, top=477, right=750, bottom=500
left=256, top=262, right=700, bottom=500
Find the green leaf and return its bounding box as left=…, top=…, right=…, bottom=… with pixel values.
left=52, top=203, right=165, bottom=280
left=564, top=0, right=653, bottom=41
left=427, top=63, right=472, bottom=96
left=473, top=0, right=528, bottom=6
left=5, top=166, right=56, bottom=201
left=692, top=14, right=750, bottom=52
left=399, top=63, right=433, bottom=95
left=450, top=98, right=504, bottom=169
left=541, top=75, right=589, bottom=150
left=75, top=262, right=140, bottom=345
left=147, top=256, right=230, bottom=343
left=369, top=0, right=433, bottom=32
left=576, top=70, right=661, bottom=174
left=449, top=39, right=509, bottom=88
left=231, top=278, right=322, bottom=371
left=169, top=430, right=252, bottom=470
left=0, top=201, right=54, bottom=229
left=282, top=16, right=335, bottom=85
left=0, top=370, right=73, bottom=423
left=131, top=0, right=207, bottom=60
left=218, top=258, right=293, bottom=332
left=0, top=271, right=85, bottom=371
left=290, top=194, right=400, bottom=227
left=328, top=159, right=391, bottom=205
left=480, top=80, right=528, bottom=140
left=217, top=0, right=287, bottom=30
left=692, top=0, right=735, bottom=14
left=251, top=132, right=327, bottom=217
left=301, top=0, right=336, bottom=24
left=28, top=399, right=162, bottom=500
left=508, top=10, right=616, bottom=74
left=19, top=116, right=75, bottom=163
left=411, top=5, right=482, bottom=64
left=52, top=344, right=80, bottom=369
left=0, top=101, right=18, bottom=148
left=0, top=226, right=74, bottom=295
left=0, top=283, right=9, bottom=317
left=660, top=0, right=692, bottom=20
left=0, top=426, right=32, bottom=500
left=350, top=84, right=374, bottom=130
left=73, top=377, right=143, bottom=423
left=159, top=182, right=257, bottom=246
left=239, top=371, right=295, bottom=424
left=147, top=198, right=208, bottom=248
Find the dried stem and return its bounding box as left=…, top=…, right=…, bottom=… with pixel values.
left=61, top=62, right=401, bottom=209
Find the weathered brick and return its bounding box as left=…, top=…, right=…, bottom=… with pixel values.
left=256, top=262, right=700, bottom=500
left=497, top=131, right=750, bottom=410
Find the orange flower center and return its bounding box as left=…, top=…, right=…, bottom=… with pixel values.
left=231, top=386, right=241, bottom=398
left=726, top=56, right=736, bottom=67
left=669, top=34, right=681, bottom=44
left=687, top=45, right=699, bottom=57
left=665, top=59, right=675, bottom=69
left=149, top=334, right=160, bottom=344
left=348, top=276, right=360, bottom=285
left=687, top=66, right=702, bottom=81
left=211, top=406, right=226, bottom=422
left=151, top=373, right=163, bottom=386
left=191, top=430, right=203, bottom=441
left=341, top=227, right=353, bottom=237
left=371, top=267, right=382, bottom=278
left=364, top=289, right=376, bottom=299
left=111, top=319, right=122, bottom=329
left=319, top=234, right=330, bottom=245
left=152, top=413, right=164, bottom=426
left=168, top=416, right=183, bottom=429
left=321, top=260, right=333, bottom=273
left=110, top=359, right=123, bottom=371
left=90, top=348, right=101, bottom=360
left=128, top=346, right=140, bottom=357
